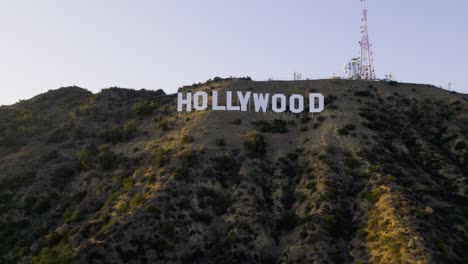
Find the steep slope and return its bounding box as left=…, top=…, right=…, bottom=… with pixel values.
left=0, top=79, right=467, bottom=264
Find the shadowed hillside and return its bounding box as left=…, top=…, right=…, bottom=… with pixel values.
left=0, top=79, right=467, bottom=264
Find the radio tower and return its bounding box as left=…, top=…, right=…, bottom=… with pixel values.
left=359, top=0, right=376, bottom=80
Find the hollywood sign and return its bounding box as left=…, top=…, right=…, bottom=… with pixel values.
left=177, top=91, right=324, bottom=113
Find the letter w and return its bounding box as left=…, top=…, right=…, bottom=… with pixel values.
left=253, top=93, right=269, bottom=112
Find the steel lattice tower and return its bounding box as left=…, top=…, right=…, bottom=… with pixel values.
left=359, top=0, right=376, bottom=80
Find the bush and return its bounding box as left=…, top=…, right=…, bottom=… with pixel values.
left=301, top=116, right=311, bottom=124
left=104, top=192, right=120, bottom=207
left=102, top=121, right=136, bottom=143
left=296, top=192, right=307, bottom=203
left=154, top=147, right=171, bottom=167
left=345, top=156, right=360, bottom=168
left=323, top=214, right=337, bottom=232
left=178, top=149, right=197, bottom=167
left=338, top=128, right=350, bottom=135
left=252, top=119, right=288, bottom=133
left=122, top=177, right=134, bottom=190
left=454, top=141, right=466, bottom=150
left=32, top=242, right=74, bottom=264
left=101, top=126, right=123, bottom=143
left=123, top=121, right=137, bottom=140
left=158, top=120, right=170, bottom=131
left=243, top=131, right=266, bottom=154
left=181, top=135, right=194, bottom=144
left=97, top=145, right=115, bottom=169
left=354, top=91, right=373, bottom=97
left=130, top=192, right=145, bottom=209
left=70, top=209, right=84, bottom=222
left=76, top=146, right=95, bottom=170
left=231, top=119, right=242, bottom=125
left=33, top=197, right=51, bottom=214
left=215, top=137, right=225, bottom=147
left=338, top=124, right=356, bottom=135
left=159, top=222, right=176, bottom=241
left=277, top=212, right=298, bottom=231
left=361, top=189, right=383, bottom=204
left=135, top=100, right=157, bottom=116
left=305, top=181, right=316, bottom=191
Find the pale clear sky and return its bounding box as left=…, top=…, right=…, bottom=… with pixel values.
left=0, top=0, right=467, bottom=105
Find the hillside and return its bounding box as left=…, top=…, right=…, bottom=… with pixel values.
left=0, top=79, right=467, bottom=264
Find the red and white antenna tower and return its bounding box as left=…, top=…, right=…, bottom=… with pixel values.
left=359, top=0, right=376, bottom=80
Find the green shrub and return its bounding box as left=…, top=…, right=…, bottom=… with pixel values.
left=361, top=189, right=383, bottom=204
left=354, top=91, right=373, bottom=97
left=123, top=120, right=137, bottom=140
left=97, top=145, right=115, bottom=169
left=158, top=120, right=170, bottom=131
left=305, top=181, right=316, bottom=191
left=154, top=147, right=171, bottom=167
left=101, top=126, right=122, bottom=143
left=338, top=128, right=349, bottom=135
left=382, top=174, right=397, bottom=183
left=277, top=212, right=298, bottom=231
left=415, top=207, right=433, bottom=218
left=43, top=232, right=61, bottom=247
left=159, top=222, right=176, bottom=241
left=171, top=168, right=187, bottom=181
left=33, top=197, right=51, bottom=215
left=454, top=141, right=466, bottom=150
left=345, top=156, right=360, bottom=168
left=301, top=116, right=311, bottom=124
left=104, top=192, right=121, bottom=207
left=130, top=192, right=145, bottom=209
left=135, top=100, right=157, bottom=116
left=215, top=137, right=225, bottom=147
left=338, top=123, right=356, bottom=135
left=76, top=146, right=94, bottom=170
left=231, top=119, right=242, bottom=125
left=296, top=192, right=307, bottom=203
left=181, top=135, right=194, bottom=144
left=68, top=209, right=84, bottom=223
left=101, top=218, right=117, bottom=232
left=243, top=131, right=266, bottom=154
left=122, top=177, right=134, bottom=190
left=146, top=174, right=156, bottom=185
left=32, top=242, right=74, bottom=264
left=101, top=121, right=136, bottom=143
left=323, top=214, right=337, bottom=232
left=252, top=119, right=288, bottom=133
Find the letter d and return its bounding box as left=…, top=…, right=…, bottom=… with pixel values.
left=309, top=93, right=324, bottom=113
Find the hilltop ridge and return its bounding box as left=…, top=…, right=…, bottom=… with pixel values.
left=0, top=79, right=467, bottom=263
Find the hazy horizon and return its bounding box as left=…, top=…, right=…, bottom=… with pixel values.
left=1, top=0, right=467, bottom=105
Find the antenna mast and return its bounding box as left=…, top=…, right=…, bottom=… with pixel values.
left=359, top=0, right=376, bottom=80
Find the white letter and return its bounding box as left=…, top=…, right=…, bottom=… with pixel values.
left=226, top=91, right=240, bottom=111
left=253, top=93, right=269, bottom=112
left=178, top=92, right=192, bottom=112
left=309, top=93, right=324, bottom=113
left=193, top=91, right=208, bottom=111
left=289, top=94, right=304, bottom=113
left=212, top=91, right=226, bottom=110
left=237, top=91, right=251, bottom=111
left=272, top=94, right=286, bottom=113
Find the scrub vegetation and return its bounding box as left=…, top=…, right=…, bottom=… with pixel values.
left=0, top=79, right=467, bottom=263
